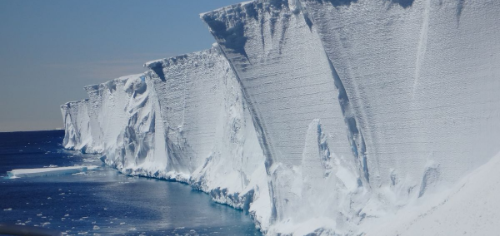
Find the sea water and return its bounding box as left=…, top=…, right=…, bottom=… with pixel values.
left=0, top=130, right=262, bottom=235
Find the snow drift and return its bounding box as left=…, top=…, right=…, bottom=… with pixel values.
left=62, top=0, right=500, bottom=235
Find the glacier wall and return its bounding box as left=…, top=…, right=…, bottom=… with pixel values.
left=143, top=47, right=270, bottom=226
left=62, top=0, right=500, bottom=235
left=61, top=99, right=91, bottom=150
left=61, top=46, right=271, bottom=229
left=302, top=0, right=500, bottom=190
left=202, top=0, right=500, bottom=234
left=201, top=2, right=371, bottom=234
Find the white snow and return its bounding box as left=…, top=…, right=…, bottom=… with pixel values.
left=364, top=152, right=500, bottom=236
left=6, top=166, right=99, bottom=179
left=61, top=0, right=500, bottom=235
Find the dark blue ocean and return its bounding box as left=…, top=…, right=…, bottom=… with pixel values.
left=0, top=130, right=262, bottom=236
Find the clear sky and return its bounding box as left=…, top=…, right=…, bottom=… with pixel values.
left=0, top=0, right=242, bottom=132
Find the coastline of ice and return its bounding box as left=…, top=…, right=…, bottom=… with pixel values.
left=61, top=0, right=500, bottom=235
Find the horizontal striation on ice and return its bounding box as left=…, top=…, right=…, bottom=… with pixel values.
left=61, top=0, right=500, bottom=235
left=144, top=48, right=231, bottom=174
left=302, top=0, right=500, bottom=197
left=62, top=46, right=271, bottom=231
left=202, top=0, right=500, bottom=234
left=144, top=47, right=270, bottom=228
left=203, top=0, right=353, bottom=168
left=203, top=1, right=369, bottom=234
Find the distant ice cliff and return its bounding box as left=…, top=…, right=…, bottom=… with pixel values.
left=62, top=0, right=500, bottom=235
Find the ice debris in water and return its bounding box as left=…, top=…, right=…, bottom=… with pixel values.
left=6, top=166, right=99, bottom=179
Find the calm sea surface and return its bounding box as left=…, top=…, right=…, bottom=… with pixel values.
left=0, top=130, right=262, bottom=236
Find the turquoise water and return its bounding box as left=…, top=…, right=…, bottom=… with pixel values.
left=0, top=130, right=262, bottom=235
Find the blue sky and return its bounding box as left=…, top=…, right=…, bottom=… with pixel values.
left=0, top=0, right=242, bottom=132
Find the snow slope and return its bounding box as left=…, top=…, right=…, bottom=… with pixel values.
left=62, top=0, right=500, bottom=235
left=365, top=152, right=500, bottom=236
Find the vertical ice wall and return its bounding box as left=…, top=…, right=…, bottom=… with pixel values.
left=62, top=0, right=500, bottom=234
left=202, top=0, right=500, bottom=234
left=301, top=0, right=500, bottom=198
left=144, top=48, right=234, bottom=175
left=94, top=74, right=167, bottom=174
left=202, top=1, right=370, bottom=234
left=83, top=84, right=104, bottom=153
left=62, top=46, right=271, bottom=230
left=61, top=100, right=91, bottom=150
left=144, top=47, right=270, bottom=226
left=63, top=73, right=165, bottom=170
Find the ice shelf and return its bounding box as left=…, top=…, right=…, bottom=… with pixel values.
left=61, top=0, right=500, bottom=235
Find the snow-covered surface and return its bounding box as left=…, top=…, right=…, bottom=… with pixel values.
left=6, top=166, right=99, bottom=179
left=62, top=0, right=500, bottom=235
left=365, top=152, right=500, bottom=236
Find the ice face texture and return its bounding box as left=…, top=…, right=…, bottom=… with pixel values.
left=302, top=0, right=500, bottom=188
left=61, top=99, right=91, bottom=151
left=61, top=47, right=270, bottom=230
left=62, top=0, right=500, bottom=235
left=202, top=0, right=500, bottom=234
left=201, top=2, right=370, bottom=233
left=144, top=48, right=270, bottom=225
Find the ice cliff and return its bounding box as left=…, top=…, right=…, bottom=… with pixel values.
left=61, top=47, right=271, bottom=228
left=62, top=0, right=500, bottom=235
